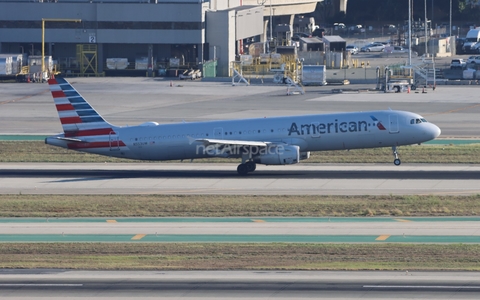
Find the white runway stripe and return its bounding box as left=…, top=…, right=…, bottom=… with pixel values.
left=0, top=284, right=83, bottom=287
left=364, top=285, right=480, bottom=289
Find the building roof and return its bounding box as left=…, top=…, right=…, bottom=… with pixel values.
left=300, top=37, right=323, bottom=44
left=322, top=35, right=346, bottom=42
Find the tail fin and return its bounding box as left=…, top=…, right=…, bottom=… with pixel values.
left=47, top=77, right=115, bottom=137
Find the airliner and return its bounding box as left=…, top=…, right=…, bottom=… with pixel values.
left=45, top=77, right=441, bottom=175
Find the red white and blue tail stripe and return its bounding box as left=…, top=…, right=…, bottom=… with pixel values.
left=47, top=77, right=126, bottom=151
left=48, top=77, right=113, bottom=135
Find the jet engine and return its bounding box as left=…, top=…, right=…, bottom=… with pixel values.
left=253, top=145, right=300, bottom=165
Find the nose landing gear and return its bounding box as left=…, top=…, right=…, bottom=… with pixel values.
left=392, top=146, right=401, bottom=166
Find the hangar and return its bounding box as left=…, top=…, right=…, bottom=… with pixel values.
left=0, top=0, right=326, bottom=77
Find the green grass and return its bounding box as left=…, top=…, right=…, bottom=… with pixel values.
left=1, top=141, right=480, bottom=163
left=1, top=194, right=479, bottom=217
left=0, top=243, right=479, bottom=270
left=2, top=141, right=480, bottom=271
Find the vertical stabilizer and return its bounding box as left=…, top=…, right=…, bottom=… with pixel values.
left=47, top=77, right=115, bottom=137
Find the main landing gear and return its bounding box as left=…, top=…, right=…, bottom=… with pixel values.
left=392, top=146, right=401, bottom=166
left=237, top=161, right=256, bottom=175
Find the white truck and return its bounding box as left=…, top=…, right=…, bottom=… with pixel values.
left=462, top=28, right=480, bottom=53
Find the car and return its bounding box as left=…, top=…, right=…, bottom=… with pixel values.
left=384, top=24, right=397, bottom=33
left=450, top=58, right=467, bottom=69
left=466, top=55, right=480, bottom=64
left=386, top=46, right=418, bottom=56
left=346, top=45, right=359, bottom=55
left=348, top=25, right=363, bottom=33
left=360, top=43, right=385, bottom=52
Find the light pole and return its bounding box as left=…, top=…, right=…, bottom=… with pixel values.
left=450, top=0, right=452, bottom=53
left=269, top=0, right=273, bottom=42
left=42, top=18, right=81, bottom=80
left=425, top=0, right=428, bottom=56
left=408, top=0, right=412, bottom=67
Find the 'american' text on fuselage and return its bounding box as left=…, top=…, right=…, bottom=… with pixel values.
left=288, top=119, right=369, bottom=136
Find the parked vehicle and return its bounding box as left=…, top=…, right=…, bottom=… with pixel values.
left=383, top=24, right=397, bottom=33
left=466, top=55, right=480, bottom=64
left=385, top=46, right=418, bottom=56
left=471, top=43, right=480, bottom=53
left=462, top=28, right=480, bottom=53
left=333, top=22, right=346, bottom=30
left=450, top=58, right=467, bottom=69
left=348, top=25, right=363, bottom=34
left=346, top=45, right=359, bottom=55
left=360, top=43, right=385, bottom=52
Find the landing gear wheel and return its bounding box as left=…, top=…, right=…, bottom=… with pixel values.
left=392, top=146, right=401, bottom=166
left=245, top=161, right=256, bottom=172
left=237, top=164, right=249, bottom=175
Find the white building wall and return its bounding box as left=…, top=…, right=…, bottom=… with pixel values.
left=206, top=10, right=236, bottom=77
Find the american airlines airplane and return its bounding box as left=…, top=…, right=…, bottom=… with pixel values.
left=45, top=77, right=441, bottom=175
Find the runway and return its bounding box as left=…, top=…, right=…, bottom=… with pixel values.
left=1, top=78, right=480, bottom=138
left=0, top=270, right=479, bottom=299
left=1, top=163, right=480, bottom=195
left=1, top=217, right=480, bottom=243
left=2, top=79, right=480, bottom=298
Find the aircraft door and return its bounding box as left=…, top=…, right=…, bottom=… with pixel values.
left=389, top=115, right=399, bottom=134
left=213, top=127, right=223, bottom=138
left=109, top=132, right=120, bottom=151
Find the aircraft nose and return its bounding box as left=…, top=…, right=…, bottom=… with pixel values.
left=429, top=123, right=441, bottom=139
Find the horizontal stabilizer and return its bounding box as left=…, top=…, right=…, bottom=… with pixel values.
left=55, top=137, right=85, bottom=143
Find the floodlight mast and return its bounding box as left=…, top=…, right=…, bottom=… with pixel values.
left=42, top=18, right=82, bottom=81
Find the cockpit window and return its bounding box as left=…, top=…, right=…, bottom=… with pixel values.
left=410, top=118, right=427, bottom=124
left=410, top=118, right=428, bottom=124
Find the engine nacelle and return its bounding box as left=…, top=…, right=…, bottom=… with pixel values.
left=253, top=145, right=300, bottom=165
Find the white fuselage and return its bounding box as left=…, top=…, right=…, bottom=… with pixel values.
left=47, top=110, right=440, bottom=161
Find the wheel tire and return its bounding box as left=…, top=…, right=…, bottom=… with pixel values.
left=245, top=161, right=256, bottom=172
left=410, top=85, right=416, bottom=91
left=394, top=159, right=401, bottom=166
left=237, top=164, right=249, bottom=175
left=367, top=49, right=371, bottom=52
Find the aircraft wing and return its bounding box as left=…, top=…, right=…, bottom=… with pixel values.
left=195, top=138, right=271, bottom=147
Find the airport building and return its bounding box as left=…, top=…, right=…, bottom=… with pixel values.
left=0, top=0, right=324, bottom=77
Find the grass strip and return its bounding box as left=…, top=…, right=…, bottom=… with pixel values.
left=1, top=194, right=479, bottom=217
left=1, top=141, right=480, bottom=163
left=1, top=243, right=479, bottom=270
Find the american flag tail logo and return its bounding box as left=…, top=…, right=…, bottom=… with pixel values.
left=370, top=115, right=386, bottom=130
